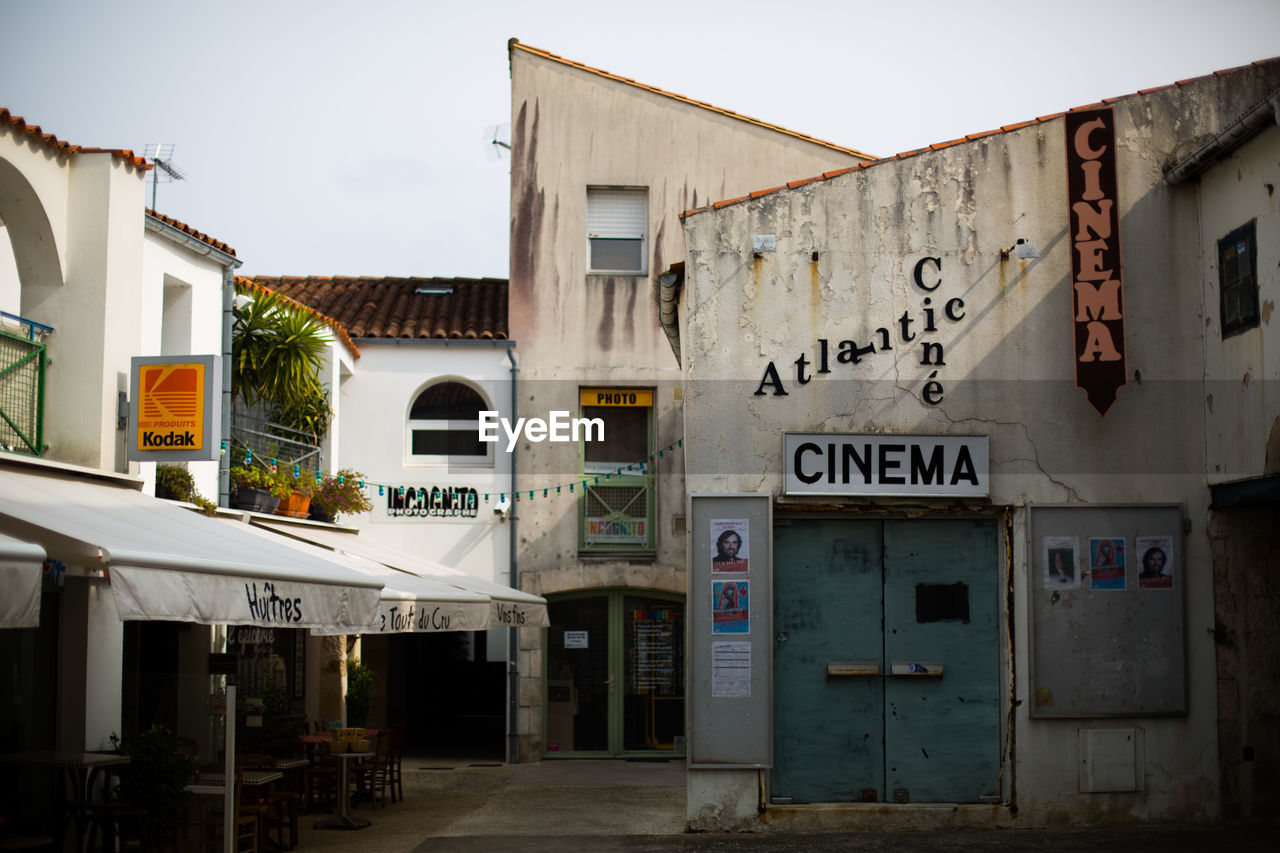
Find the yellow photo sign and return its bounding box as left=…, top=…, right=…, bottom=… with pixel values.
left=579, top=388, right=653, bottom=407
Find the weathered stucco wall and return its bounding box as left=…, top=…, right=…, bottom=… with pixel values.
left=509, top=44, right=873, bottom=585
left=680, top=62, right=1280, bottom=827
left=1199, top=123, right=1280, bottom=480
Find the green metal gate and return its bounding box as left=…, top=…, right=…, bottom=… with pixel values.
left=0, top=329, right=46, bottom=456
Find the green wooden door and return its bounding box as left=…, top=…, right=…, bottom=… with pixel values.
left=883, top=519, right=999, bottom=803
left=773, top=519, right=884, bottom=802
left=772, top=518, right=999, bottom=803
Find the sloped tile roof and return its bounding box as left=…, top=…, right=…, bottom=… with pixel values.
left=1, top=108, right=150, bottom=172
left=681, top=57, right=1280, bottom=219
left=510, top=40, right=876, bottom=162
left=245, top=276, right=508, bottom=342
left=146, top=209, right=236, bottom=257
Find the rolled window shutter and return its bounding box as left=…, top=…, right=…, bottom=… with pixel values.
left=587, top=189, right=646, bottom=238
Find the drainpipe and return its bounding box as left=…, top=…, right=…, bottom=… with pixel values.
left=142, top=213, right=240, bottom=505
left=657, top=262, right=684, bottom=367
left=505, top=340, right=520, bottom=764
left=220, top=269, right=235, bottom=507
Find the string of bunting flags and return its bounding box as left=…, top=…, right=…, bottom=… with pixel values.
left=220, top=437, right=684, bottom=503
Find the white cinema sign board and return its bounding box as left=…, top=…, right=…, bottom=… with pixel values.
left=783, top=433, right=989, bottom=498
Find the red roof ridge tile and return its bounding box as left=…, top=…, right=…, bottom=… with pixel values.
left=684, top=55, right=1280, bottom=219
left=509, top=40, right=877, bottom=162
left=1, top=108, right=150, bottom=172
left=146, top=209, right=236, bottom=257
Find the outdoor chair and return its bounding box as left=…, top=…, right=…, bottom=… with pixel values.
left=198, top=768, right=260, bottom=853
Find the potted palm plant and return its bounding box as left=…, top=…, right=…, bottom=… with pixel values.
left=232, top=284, right=332, bottom=436
left=308, top=468, right=374, bottom=524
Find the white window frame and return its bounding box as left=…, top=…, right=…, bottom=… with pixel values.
left=406, top=378, right=495, bottom=468
left=587, top=186, right=647, bottom=275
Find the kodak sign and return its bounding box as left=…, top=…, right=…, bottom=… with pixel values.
left=128, top=355, right=221, bottom=462
left=1065, top=108, right=1126, bottom=415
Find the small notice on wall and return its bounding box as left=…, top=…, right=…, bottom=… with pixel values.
left=1136, top=536, right=1174, bottom=589
left=1089, top=537, right=1126, bottom=590
left=1042, top=536, right=1081, bottom=589
left=564, top=630, right=588, bottom=649
left=712, top=581, right=749, bottom=633
left=712, top=641, right=751, bottom=697
left=710, top=519, right=749, bottom=573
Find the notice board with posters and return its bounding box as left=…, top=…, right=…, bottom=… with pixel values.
left=688, top=493, right=771, bottom=768
left=1028, top=504, right=1185, bottom=717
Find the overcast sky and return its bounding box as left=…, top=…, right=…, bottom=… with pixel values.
left=3, top=0, right=1278, bottom=279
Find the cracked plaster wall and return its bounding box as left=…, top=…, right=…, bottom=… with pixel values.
left=680, top=63, right=1280, bottom=826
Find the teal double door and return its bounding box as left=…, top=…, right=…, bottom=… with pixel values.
left=772, top=518, right=1000, bottom=804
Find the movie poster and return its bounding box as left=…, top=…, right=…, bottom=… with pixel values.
left=1089, top=537, right=1126, bottom=590
left=1136, top=535, right=1174, bottom=589
left=712, top=580, right=749, bottom=633
left=710, top=518, right=749, bottom=573
left=1042, top=536, right=1080, bottom=589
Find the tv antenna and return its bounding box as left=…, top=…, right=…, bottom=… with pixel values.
left=483, top=123, right=511, bottom=161
left=143, top=143, right=186, bottom=210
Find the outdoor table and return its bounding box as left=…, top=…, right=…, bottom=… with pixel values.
left=190, top=768, right=284, bottom=790
left=0, top=750, right=130, bottom=852
left=313, top=752, right=374, bottom=830
left=190, top=769, right=287, bottom=851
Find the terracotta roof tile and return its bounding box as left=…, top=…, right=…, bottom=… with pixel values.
left=146, top=209, right=236, bottom=257
left=245, top=276, right=509, bottom=343
left=682, top=55, right=1280, bottom=220
left=510, top=40, right=877, bottom=162
left=0, top=108, right=150, bottom=172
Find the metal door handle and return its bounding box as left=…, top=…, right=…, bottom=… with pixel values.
left=889, top=662, right=943, bottom=677
left=826, top=662, right=879, bottom=678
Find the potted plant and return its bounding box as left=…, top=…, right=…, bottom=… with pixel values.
left=308, top=468, right=374, bottom=524
left=275, top=467, right=318, bottom=519
left=229, top=463, right=289, bottom=514
left=231, top=285, right=330, bottom=417
left=108, top=725, right=197, bottom=850
left=154, top=464, right=217, bottom=515
left=345, top=657, right=374, bottom=728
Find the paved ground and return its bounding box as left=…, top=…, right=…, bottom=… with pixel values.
left=290, top=758, right=1280, bottom=853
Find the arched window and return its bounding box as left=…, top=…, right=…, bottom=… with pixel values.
left=407, top=380, right=492, bottom=465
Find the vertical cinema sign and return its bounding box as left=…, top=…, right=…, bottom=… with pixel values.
left=1066, top=108, right=1126, bottom=415
left=128, top=354, right=222, bottom=462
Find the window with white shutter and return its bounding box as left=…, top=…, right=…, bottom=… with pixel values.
left=587, top=187, right=647, bottom=275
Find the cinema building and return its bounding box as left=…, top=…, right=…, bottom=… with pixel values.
left=672, top=60, right=1280, bottom=828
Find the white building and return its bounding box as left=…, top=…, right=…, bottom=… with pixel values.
left=246, top=274, right=528, bottom=757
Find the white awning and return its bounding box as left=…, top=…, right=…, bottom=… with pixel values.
left=0, top=460, right=382, bottom=632
left=224, top=520, right=491, bottom=635
left=0, top=530, right=45, bottom=629
left=252, top=518, right=550, bottom=628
